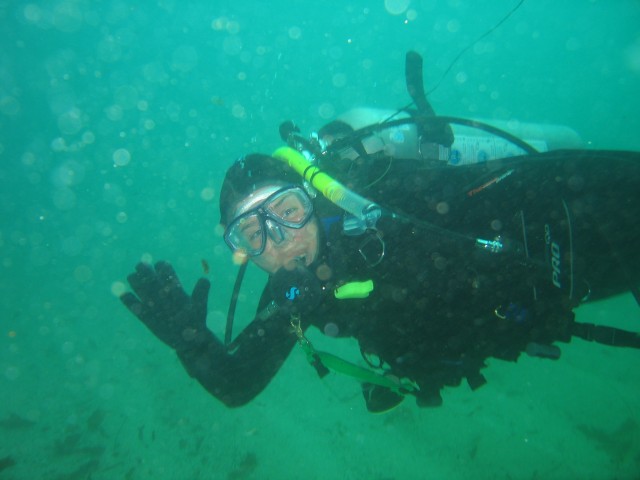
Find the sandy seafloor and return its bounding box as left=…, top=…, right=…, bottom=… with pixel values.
left=1, top=1, right=639, bottom=478
left=3, top=293, right=640, bottom=479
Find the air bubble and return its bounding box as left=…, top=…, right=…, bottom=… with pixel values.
left=113, top=148, right=131, bottom=167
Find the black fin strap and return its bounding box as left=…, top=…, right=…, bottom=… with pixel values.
left=572, top=322, right=640, bottom=349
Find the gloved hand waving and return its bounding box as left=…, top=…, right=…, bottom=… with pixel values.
left=120, top=261, right=211, bottom=352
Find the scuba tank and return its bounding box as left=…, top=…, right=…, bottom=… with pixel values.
left=281, top=51, right=583, bottom=169
left=316, top=107, right=584, bottom=167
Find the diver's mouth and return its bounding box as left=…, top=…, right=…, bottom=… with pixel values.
left=283, top=254, right=309, bottom=272
left=293, top=254, right=307, bottom=265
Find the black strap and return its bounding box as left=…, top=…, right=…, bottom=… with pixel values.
left=571, top=322, right=640, bottom=349
left=405, top=51, right=435, bottom=116
left=404, top=51, right=454, bottom=147
left=225, top=261, right=248, bottom=346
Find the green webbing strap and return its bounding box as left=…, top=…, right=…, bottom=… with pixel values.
left=289, top=316, right=418, bottom=395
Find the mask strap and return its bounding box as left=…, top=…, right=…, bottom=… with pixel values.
left=225, top=260, right=249, bottom=346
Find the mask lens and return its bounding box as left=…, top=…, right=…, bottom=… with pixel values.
left=225, top=212, right=265, bottom=256
left=224, top=186, right=314, bottom=256
left=264, top=188, right=313, bottom=227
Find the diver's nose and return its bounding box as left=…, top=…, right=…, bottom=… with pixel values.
left=265, top=219, right=293, bottom=246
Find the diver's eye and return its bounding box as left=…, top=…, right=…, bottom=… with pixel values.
left=281, top=206, right=299, bottom=219
left=270, top=195, right=306, bottom=222
left=237, top=216, right=263, bottom=248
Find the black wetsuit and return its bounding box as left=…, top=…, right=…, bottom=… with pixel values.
left=178, top=150, right=640, bottom=408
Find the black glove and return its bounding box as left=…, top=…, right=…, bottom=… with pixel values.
left=120, top=261, right=212, bottom=352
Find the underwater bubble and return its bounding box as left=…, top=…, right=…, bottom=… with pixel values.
left=98, top=223, right=113, bottom=237
left=142, top=62, right=168, bottom=83
left=490, top=219, right=503, bottom=231
left=568, top=174, right=585, bottom=192
left=105, top=104, right=123, bottom=121
left=61, top=341, right=75, bottom=355
left=232, top=250, right=248, bottom=265
left=223, top=36, right=243, bottom=55
left=391, top=288, right=407, bottom=302
left=211, top=17, right=227, bottom=30
left=74, top=265, right=93, bottom=283
left=200, top=187, right=215, bottom=201
left=0, top=96, right=20, bottom=116
left=110, top=281, right=126, bottom=297
left=318, top=103, right=335, bottom=120
left=51, top=137, right=66, bottom=152
left=324, top=322, right=340, bottom=337
left=52, top=187, right=76, bottom=210
left=113, top=148, right=131, bottom=167
left=231, top=104, right=246, bottom=119
left=186, top=125, right=199, bottom=139
left=214, top=224, right=225, bottom=237
left=433, top=255, right=447, bottom=271
left=384, top=0, right=410, bottom=15
left=52, top=1, right=83, bottom=32
left=226, top=20, right=240, bottom=34
left=51, top=160, right=85, bottom=187
left=58, top=108, right=83, bottom=135
left=172, top=45, right=199, bottom=73
left=288, top=26, right=302, bottom=40
left=23, top=4, right=43, bottom=24
left=4, top=366, right=20, bottom=381
left=447, top=19, right=461, bottom=33
left=114, top=85, right=139, bottom=109
left=61, top=236, right=83, bottom=256
left=29, top=246, right=51, bottom=267
left=315, top=264, right=333, bottom=281
left=116, top=211, right=128, bottom=223
left=436, top=201, right=450, bottom=215
left=21, top=152, right=36, bottom=166
left=625, top=40, right=640, bottom=72
left=332, top=73, right=347, bottom=88
left=82, top=131, right=95, bottom=144
left=97, top=36, right=122, bottom=63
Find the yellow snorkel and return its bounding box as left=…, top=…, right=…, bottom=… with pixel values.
left=272, top=146, right=382, bottom=231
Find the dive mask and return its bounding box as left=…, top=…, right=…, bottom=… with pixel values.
left=224, top=185, right=314, bottom=256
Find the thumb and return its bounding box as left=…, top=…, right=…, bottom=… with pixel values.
left=191, top=278, right=211, bottom=312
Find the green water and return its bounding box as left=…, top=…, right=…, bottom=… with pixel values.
left=1, top=1, right=639, bottom=478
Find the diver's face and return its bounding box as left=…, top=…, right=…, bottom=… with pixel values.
left=225, top=184, right=320, bottom=274
left=251, top=217, right=320, bottom=274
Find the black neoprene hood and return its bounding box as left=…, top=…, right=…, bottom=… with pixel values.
left=219, top=153, right=301, bottom=225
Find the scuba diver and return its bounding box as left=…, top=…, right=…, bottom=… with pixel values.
left=120, top=52, right=640, bottom=412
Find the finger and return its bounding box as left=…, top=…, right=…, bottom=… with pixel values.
left=127, top=262, right=161, bottom=302
left=155, top=261, right=180, bottom=287
left=120, top=292, right=147, bottom=319
left=155, top=261, right=188, bottom=304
